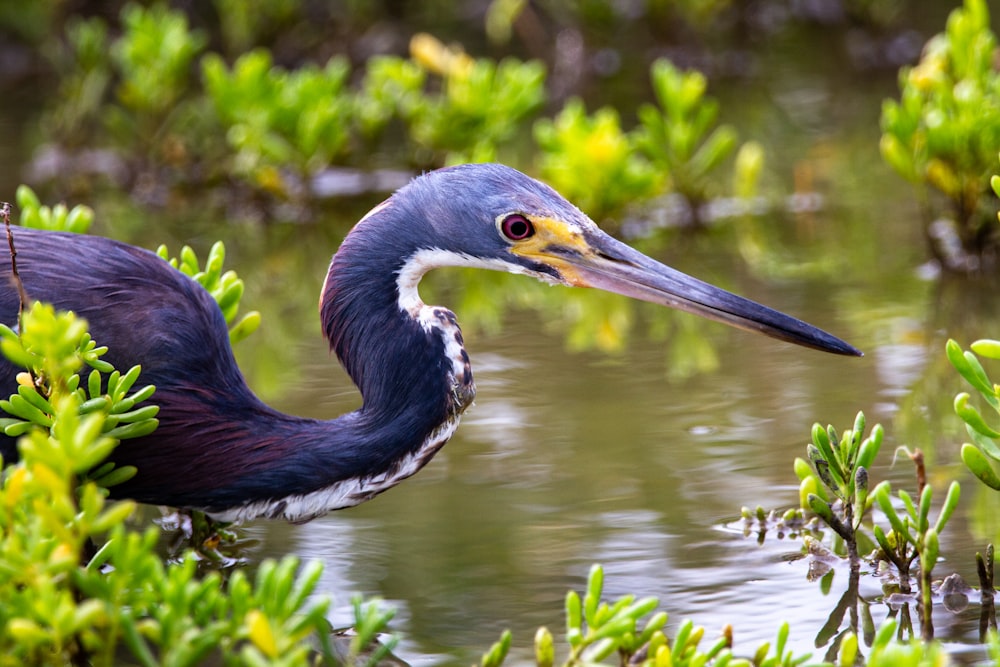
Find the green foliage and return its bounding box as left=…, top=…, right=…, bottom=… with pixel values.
left=474, top=564, right=823, bottom=667
left=948, top=338, right=1000, bottom=490
left=870, top=477, right=960, bottom=636
left=347, top=595, right=398, bottom=666
left=534, top=99, right=661, bottom=221
left=112, top=3, right=206, bottom=118
left=473, top=562, right=969, bottom=667
left=790, top=411, right=961, bottom=641
left=211, top=0, right=300, bottom=55
left=42, top=2, right=207, bottom=159
left=43, top=16, right=113, bottom=147
left=0, top=302, right=370, bottom=666
left=533, top=58, right=761, bottom=224
left=795, top=412, right=883, bottom=561
left=199, top=33, right=543, bottom=189
left=748, top=622, right=815, bottom=667
left=879, top=0, right=1000, bottom=266
left=561, top=564, right=669, bottom=665
left=839, top=620, right=950, bottom=667
left=202, top=49, right=353, bottom=194
left=0, top=304, right=157, bottom=486
left=0, top=0, right=63, bottom=44
left=156, top=241, right=262, bottom=344
left=354, top=56, right=428, bottom=141
left=409, top=33, right=546, bottom=165
left=635, top=60, right=757, bottom=219
left=33, top=9, right=767, bottom=219
left=15, top=185, right=93, bottom=233
left=108, top=2, right=207, bottom=159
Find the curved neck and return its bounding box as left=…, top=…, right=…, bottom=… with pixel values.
left=114, top=203, right=476, bottom=522
left=320, top=204, right=473, bottom=421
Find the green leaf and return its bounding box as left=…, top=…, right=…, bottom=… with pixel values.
left=955, top=393, right=1000, bottom=437
left=534, top=627, right=554, bottom=667
left=934, top=481, right=960, bottom=533
left=807, top=493, right=835, bottom=524
left=876, top=484, right=917, bottom=545
left=947, top=339, right=994, bottom=397
left=873, top=524, right=894, bottom=555
left=966, top=424, right=1000, bottom=460
left=962, top=443, right=1000, bottom=490
left=104, top=418, right=159, bottom=440
left=229, top=311, right=262, bottom=345
left=17, top=384, right=53, bottom=414
left=481, top=630, right=511, bottom=667
left=566, top=591, right=582, bottom=634
left=972, top=339, right=1000, bottom=360
left=91, top=464, right=138, bottom=487
left=917, top=484, right=932, bottom=532
left=5, top=394, right=54, bottom=426
left=922, top=528, right=940, bottom=567
left=112, top=404, right=160, bottom=423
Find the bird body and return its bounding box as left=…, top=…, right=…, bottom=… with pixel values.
left=0, top=164, right=860, bottom=522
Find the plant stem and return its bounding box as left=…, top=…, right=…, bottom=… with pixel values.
left=920, top=564, right=934, bottom=641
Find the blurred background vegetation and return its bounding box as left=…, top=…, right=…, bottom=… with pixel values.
left=4, top=1, right=1000, bottom=663
left=0, top=0, right=988, bottom=220
left=1, top=0, right=997, bottom=359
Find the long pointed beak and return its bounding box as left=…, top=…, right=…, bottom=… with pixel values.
left=553, top=231, right=862, bottom=356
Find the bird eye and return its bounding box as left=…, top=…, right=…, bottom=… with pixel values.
left=500, top=214, right=534, bottom=241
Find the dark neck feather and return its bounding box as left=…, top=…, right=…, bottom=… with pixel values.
left=321, top=206, right=458, bottom=425
left=112, top=205, right=467, bottom=518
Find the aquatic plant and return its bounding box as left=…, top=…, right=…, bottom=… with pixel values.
left=202, top=49, right=353, bottom=197
left=948, top=338, right=1000, bottom=491
left=15, top=185, right=93, bottom=233
left=408, top=33, right=546, bottom=165
left=534, top=99, right=661, bottom=222
left=534, top=59, right=760, bottom=226
left=0, top=303, right=336, bottom=665
left=156, top=242, right=262, bottom=345
left=110, top=3, right=207, bottom=136
left=792, top=411, right=960, bottom=641
left=40, top=2, right=208, bottom=169
left=354, top=55, right=428, bottom=142
left=634, top=59, right=755, bottom=225
left=841, top=619, right=951, bottom=667
left=880, top=0, right=1000, bottom=271
left=478, top=564, right=817, bottom=667
left=42, top=16, right=113, bottom=149
left=477, top=563, right=967, bottom=667
left=871, top=476, right=961, bottom=640
left=796, top=412, right=883, bottom=567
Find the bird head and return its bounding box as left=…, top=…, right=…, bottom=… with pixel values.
left=384, top=163, right=860, bottom=356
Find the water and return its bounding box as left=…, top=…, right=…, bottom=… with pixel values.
left=141, top=189, right=992, bottom=663
left=3, top=10, right=1000, bottom=664
left=6, top=119, right=998, bottom=667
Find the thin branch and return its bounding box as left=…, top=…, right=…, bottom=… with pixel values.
left=908, top=448, right=926, bottom=497
left=2, top=202, right=30, bottom=327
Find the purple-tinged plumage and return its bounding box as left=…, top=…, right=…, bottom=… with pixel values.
left=0, top=164, right=859, bottom=522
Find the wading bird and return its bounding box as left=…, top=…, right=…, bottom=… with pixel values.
left=0, top=164, right=860, bottom=522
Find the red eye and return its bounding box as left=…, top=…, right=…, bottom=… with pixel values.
left=501, top=214, right=534, bottom=241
